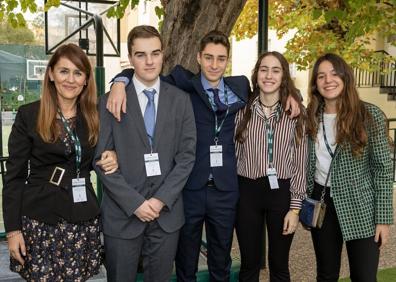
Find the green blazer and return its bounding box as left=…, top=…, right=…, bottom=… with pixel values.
left=307, top=103, right=394, bottom=241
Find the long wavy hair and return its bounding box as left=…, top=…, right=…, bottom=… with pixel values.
left=306, top=53, right=371, bottom=156
left=36, top=43, right=99, bottom=146
left=235, top=51, right=305, bottom=144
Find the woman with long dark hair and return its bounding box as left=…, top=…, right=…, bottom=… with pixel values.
left=3, top=43, right=117, bottom=281
left=235, top=51, right=307, bottom=281
left=306, top=53, right=393, bottom=281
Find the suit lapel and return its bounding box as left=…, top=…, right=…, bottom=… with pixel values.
left=153, top=82, right=171, bottom=148
left=224, top=77, right=249, bottom=104
left=125, top=83, right=150, bottom=148
left=191, top=75, right=213, bottom=111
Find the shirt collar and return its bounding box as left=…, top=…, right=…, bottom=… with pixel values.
left=200, top=73, right=225, bottom=93
left=132, top=74, right=160, bottom=95
left=251, top=96, right=282, bottom=120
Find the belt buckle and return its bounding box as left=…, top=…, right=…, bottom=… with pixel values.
left=49, top=166, right=65, bottom=186
left=207, top=178, right=215, bottom=187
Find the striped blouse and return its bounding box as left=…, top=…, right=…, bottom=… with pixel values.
left=235, top=97, right=308, bottom=209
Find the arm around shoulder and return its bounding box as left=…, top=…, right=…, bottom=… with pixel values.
left=112, top=68, right=134, bottom=84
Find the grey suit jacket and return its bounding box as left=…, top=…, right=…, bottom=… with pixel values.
left=94, top=80, right=196, bottom=239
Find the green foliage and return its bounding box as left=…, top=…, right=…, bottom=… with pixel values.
left=4, top=0, right=395, bottom=72
left=0, top=20, right=35, bottom=44
left=44, top=0, right=61, bottom=9
left=339, top=267, right=396, bottom=282
left=232, top=0, right=396, bottom=71
left=0, top=0, right=38, bottom=27
left=232, top=0, right=257, bottom=40
left=269, top=0, right=396, bottom=71
left=154, top=5, right=164, bottom=31
left=106, top=0, right=164, bottom=24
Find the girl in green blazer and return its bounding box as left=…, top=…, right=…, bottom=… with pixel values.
left=305, top=53, right=393, bottom=282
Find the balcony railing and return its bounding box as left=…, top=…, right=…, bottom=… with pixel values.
left=354, top=51, right=396, bottom=94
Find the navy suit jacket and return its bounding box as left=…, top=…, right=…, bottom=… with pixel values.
left=117, top=65, right=250, bottom=192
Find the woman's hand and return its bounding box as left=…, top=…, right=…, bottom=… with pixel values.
left=285, top=95, right=301, bottom=118
left=96, top=150, right=118, bottom=174
left=7, top=231, right=26, bottom=265
left=375, top=224, right=390, bottom=248
left=283, top=210, right=299, bottom=235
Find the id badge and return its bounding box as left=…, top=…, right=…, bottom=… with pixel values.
left=267, top=167, right=279, bottom=189
left=144, top=153, right=161, bottom=177
left=72, top=178, right=87, bottom=203
left=210, top=145, right=223, bottom=167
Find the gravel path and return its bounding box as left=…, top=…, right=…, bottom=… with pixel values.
left=231, top=188, right=396, bottom=281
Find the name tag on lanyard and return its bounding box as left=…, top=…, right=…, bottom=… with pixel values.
left=144, top=153, right=162, bottom=176
left=267, top=167, right=279, bottom=189
left=266, top=115, right=279, bottom=189
left=58, top=109, right=87, bottom=202
left=209, top=94, right=229, bottom=168
left=72, top=178, right=87, bottom=203
left=210, top=145, right=223, bottom=167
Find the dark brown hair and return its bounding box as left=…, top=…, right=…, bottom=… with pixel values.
left=37, top=43, right=99, bottom=146
left=235, top=51, right=305, bottom=144
left=127, top=25, right=163, bottom=55
left=306, top=53, right=371, bottom=156
left=199, top=30, right=230, bottom=55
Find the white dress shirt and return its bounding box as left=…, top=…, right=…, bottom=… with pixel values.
left=132, top=74, right=160, bottom=119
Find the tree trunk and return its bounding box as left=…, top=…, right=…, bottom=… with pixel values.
left=161, top=0, right=247, bottom=74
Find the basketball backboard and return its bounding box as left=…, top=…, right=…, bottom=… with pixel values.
left=26, top=59, right=48, bottom=80
left=45, top=0, right=120, bottom=57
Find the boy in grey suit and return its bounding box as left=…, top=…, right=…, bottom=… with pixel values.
left=93, top=25, right=196, bottom=282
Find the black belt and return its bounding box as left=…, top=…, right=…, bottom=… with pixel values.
left=206, top=178, right=215, bottom=187
left=29, top=166, right=90, bottom=190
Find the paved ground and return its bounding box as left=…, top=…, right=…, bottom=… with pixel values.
left=253, top=217, right=396, bottom=281
left=1, top=190, right=395, bottom=281
left=253, top=189, right=396, bottom=281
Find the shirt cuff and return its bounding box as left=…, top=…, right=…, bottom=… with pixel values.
left=290, top=198, right=303, bottom=209
left=113, top=76, right=130, bottom=85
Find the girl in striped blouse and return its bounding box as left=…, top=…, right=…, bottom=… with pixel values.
left=234, top=51, right=307, bottom=282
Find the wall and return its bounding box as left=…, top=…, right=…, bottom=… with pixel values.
left=358, top=88, right=396, bottom=119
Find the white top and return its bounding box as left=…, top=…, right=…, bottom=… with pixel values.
left=132, top=74, right=160, bottom=119
left=315, top=113, right=337, bottom=186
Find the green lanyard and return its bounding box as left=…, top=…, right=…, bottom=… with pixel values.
left=263, top=103, right=282, bottom=167
left=209, top=89, right=229, bottom=145
left=58, top=109, right=82, bottom=178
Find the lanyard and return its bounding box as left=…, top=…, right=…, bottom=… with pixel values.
left=209, top=88, right=229, bottom=145
left=264, top=102, right=282, bottom=167
left=214, top=108, right=229, bottom=144
left=58, top=108, right=82, bottom=178
left=321, top=111, right=336, bottom=159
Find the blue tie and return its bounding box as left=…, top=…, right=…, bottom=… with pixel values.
left=143, top=89, right=156, bottom=145
left=208, top=88, right=227, bottom=113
